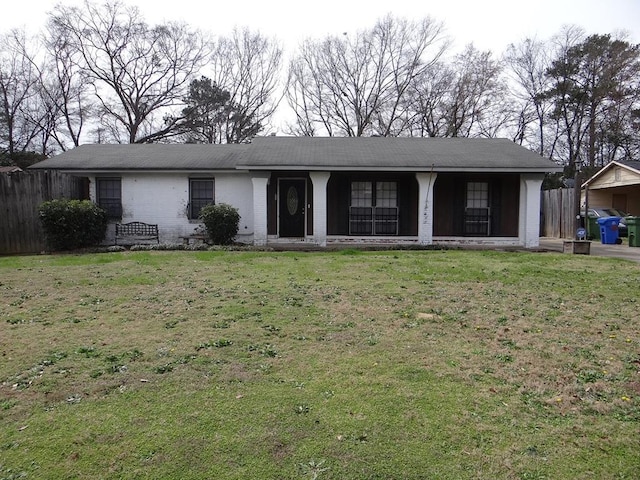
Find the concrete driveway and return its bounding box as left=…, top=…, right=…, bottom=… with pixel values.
left=538, top=237, right=640, bottom=263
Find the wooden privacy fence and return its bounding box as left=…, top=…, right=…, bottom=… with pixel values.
left=541, top=188, right=576, bottom=239
left=0, top=170, right=85, bottom=254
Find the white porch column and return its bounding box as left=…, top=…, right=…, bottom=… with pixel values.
left=416, top=172, right=438, bottom=245
left=251, top=173, right=270, bottom=246
left=519, top=174, right=544, bottom=248
left=309, top=171, right=331, bottom=246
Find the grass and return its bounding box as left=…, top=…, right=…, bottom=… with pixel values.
left=0, top=249, right=639, bottom=479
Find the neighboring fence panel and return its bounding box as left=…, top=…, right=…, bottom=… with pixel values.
left=541, top=188, right=576, bottom=239
left=0, top=170, right=84, bottom=254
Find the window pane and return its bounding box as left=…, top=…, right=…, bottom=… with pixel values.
left=466, top=182, right=488, bottom=208
left=465, top=182, right=490, bottom=235
left=376, top=181, right=397, bottom=207
left=190, top=179, right=214, bottom=219
left=96, top=178, right=122, bottom=219
left=349, top=181, right=398, bottom=235
left=351, top=181, right=372, bottom=207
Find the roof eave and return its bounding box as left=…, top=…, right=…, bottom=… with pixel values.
left=29, top=168, right=240, bottom=175
left=237, top=165, right=562, bottom=173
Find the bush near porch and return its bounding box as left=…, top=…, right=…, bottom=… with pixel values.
left=199, top=203, right=240, bottom=245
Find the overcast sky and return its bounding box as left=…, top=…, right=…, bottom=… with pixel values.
left=2, top=0, right=639, bottom=54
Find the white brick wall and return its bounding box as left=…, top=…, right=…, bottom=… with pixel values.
left=91, top=172, right=254, bottom=244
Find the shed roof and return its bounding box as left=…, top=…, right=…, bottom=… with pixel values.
left=617, top=160, right=640, bottom=172
left=30, top=137, right=560, bottom=173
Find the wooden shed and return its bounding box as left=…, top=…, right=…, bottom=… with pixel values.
left=582, top=160, right=640, bottom=214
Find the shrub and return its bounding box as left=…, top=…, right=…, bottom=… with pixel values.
left=39, top=199, right=108, bottom=251
left=199, top=203, right=240, bottom=245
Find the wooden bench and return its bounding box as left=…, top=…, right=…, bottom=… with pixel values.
left=115, top=222, right=159, bottom=245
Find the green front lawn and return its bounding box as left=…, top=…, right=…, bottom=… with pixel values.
left=1, top=250, right=638, bottom=479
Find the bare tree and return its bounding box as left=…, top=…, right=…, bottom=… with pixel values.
left=208, top=28, right=283, bottom=141
left=286, top=40, right=344, bottom=137
left=0, top=29, right=42, bottom=157
left=540, top=26, right=588, bottom=172
left=504, top=37, right=554, bottom=155
left=285, top=14, right=449, bottom=137
left=406, top=45, right=505, bottom=138
left=0, top=22, right=94, bottom=158
left=445, top=45, right=505, bottom=137
left=404, top=61, right=455, bottom=137
left=49, top=0, right=209, bottom=144
left=37, top=18, right=95, bottom=151
left=5, top=21, right=94, bottom=155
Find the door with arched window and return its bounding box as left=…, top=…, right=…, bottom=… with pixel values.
left=278, top=178, right=306, bottom=237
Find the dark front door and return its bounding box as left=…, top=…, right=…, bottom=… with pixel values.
left=279, top=179, right=306, bottom=237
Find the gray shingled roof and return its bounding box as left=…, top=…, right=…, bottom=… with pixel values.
left=30, top=143, right=249, bottom=170
left=618, top=159, right=640, bottom=172
left=242, top=137, right=559, bottom=171
left=30, top=137, right=561, bottom=173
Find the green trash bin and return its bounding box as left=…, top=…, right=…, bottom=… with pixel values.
left=626, top=216, right=640, bottom=247
left=587, top=216, right=600, bottom=240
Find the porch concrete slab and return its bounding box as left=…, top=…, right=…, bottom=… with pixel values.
left=262, top=238, right=640, bottom=263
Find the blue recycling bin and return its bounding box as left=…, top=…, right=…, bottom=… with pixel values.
left=597, top=216, right=621, bottom=244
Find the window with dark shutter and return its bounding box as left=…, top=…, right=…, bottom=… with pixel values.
left=95, top=177, right=122, bottom=219
left=189, top=178, right=215, bottom=219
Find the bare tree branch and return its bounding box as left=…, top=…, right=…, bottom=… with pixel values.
left=286, top=14, right=449, bottom=137
left=208, top=28, right=283, bottom=141
left=49, top=0, right=209, bottom=144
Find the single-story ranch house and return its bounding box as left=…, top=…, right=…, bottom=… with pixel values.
left=30, top=136, right=561, bottom=248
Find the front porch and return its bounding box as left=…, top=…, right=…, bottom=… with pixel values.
left=251, top=170, right=544, bottom=249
